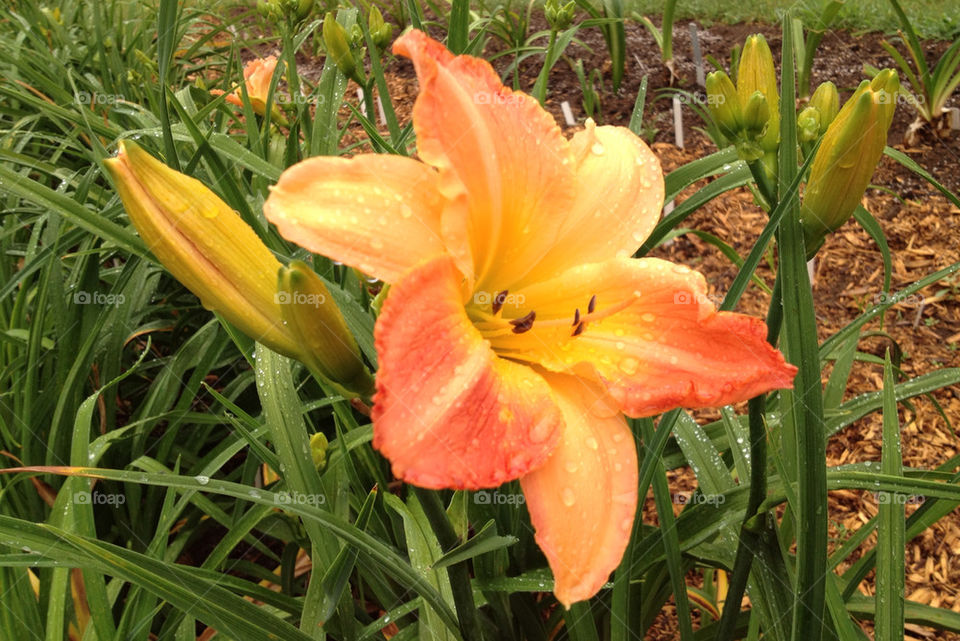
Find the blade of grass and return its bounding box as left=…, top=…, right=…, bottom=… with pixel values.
left=875, top=351, right=905, bottom=641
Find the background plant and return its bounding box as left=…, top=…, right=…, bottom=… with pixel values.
left=1, top=1, right=959, bottom=640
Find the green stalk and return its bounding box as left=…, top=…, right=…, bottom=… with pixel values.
left=532, top=29, right=558, bottom=105
left=661, top=0, right=676, bottom=65
left=413, top=487, right=484, bottom=641
left=778, top=18, right=827, bottom=641
left=715, top=275, right=782, bottom=641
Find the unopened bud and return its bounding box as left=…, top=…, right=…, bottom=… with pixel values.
left=545, top=0, right=576, bottom=30
left=323, top=13, right=358, bottom=80
left=797, top=106, right=821, bottom=142
left=802, top=70, right=899, bottom=255
left=277, top=260, right=374, bottom=396
left=705, top=71, right=742, bottom=140
left=104, top=141, right=299, bottom=358
left=737, top=34, right=779, bottom=152
left=310, top=432, right=329, bottom=471
left=368, top=6, right=394, bottom=49
left=741, top=90, right=770, bottom=138
left=809, top=81, right=839, bottom=133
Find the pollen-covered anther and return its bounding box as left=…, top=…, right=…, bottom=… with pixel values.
left=587, top=294, right=597, bottom=314
left=510, top=311, right=536, bottom=334
left=492, top=290, right=509, bottom=315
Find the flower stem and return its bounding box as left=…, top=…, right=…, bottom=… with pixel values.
left=714, top=273, right=781, bottom=641
left=413, top=488, right=485, bottom=641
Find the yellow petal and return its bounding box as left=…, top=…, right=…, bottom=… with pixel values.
left=104, top=140, right=298, bottom=357
left=514, top=120, right=665, bottom=287
left=520, top=373, right=637, bottom=607
left=264, top=154, right=449, bottom=283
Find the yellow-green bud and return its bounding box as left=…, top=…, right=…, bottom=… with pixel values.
left=809, top=81, right=839, bottom=134
left=545, top=0, right=576, bottom=30
left=294, top=0, right=313, bottom=20
left=368, top=6, right=394, bottom=49
left=277, top=260, right=374, bottom=396
left=801, top=70, right=899, bottom=255
left=737, top=34, right=779, bottom=152
left=741, top=90, right=770, bottom=138
left=348, top=24, right=365, bottom=48
left=323, top=13, right=357, bottom=80
left=257, top=0, right=279, bottom=19
left=310, top=432, right=329, bottom=471
left=705, top=70, right=743, bottom=140
left=797, top=106, right=821, bottom=142
left=104, top=141, right=301, bottom=359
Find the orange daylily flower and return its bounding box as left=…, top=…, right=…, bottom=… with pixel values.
left=264, top=30, right=797, bottom=607
left=212, top=55, right=286, bottom=123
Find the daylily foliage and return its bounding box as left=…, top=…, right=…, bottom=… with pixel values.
left=265, top=30, right=797, bottom=606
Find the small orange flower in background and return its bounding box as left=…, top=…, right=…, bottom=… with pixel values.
left=265, top=30, right=797, bottom=606
left=212, top=55, right=286, bottom=123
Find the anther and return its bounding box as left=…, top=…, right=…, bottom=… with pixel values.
left=492, top=290, right=509, bottom=315
left=571, top=308, right=580, bottom=326
left=587, top=294, right=597, bottom=314
left=571, top=322, right=585, bottom=337
left=510, top=311, right=536, bottom=334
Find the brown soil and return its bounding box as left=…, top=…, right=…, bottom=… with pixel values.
left=235, top=14, right=960, bottom=639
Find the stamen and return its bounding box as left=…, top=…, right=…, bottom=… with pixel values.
left=588, top=294, right=597, bottom=314
left=571, top=308, right=580, bottom=326
left=510, top=311, right=536, bottom=334
left=492, top=290, right=509, bottom=315
left=571, top=322, right=585, bottom=336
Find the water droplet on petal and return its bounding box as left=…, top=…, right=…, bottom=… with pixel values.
left=561, top=487, right=576, bottom=507
left=619, top=357, right=639, bottom=375
left=591, top=142, right=605, bottom=156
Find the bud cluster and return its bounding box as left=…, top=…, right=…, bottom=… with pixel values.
left=801, top=69, right=899, bottom=256
left=705, top=34, right=780, bottom=175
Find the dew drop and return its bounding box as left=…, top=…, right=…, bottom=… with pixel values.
left=561, top=487, right=576, bottom=507
left=585, top=436, right=599, bottom=450
left=591, top=142, right=605, bottom=156
left=195, top=475, right=209, bottom=485
left=619, top=357, right=639, bottom=375
left=530, top=418, right=553, bottom=443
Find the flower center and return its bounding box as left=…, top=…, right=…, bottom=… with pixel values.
left=466, top=289, right=631, bottom=350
